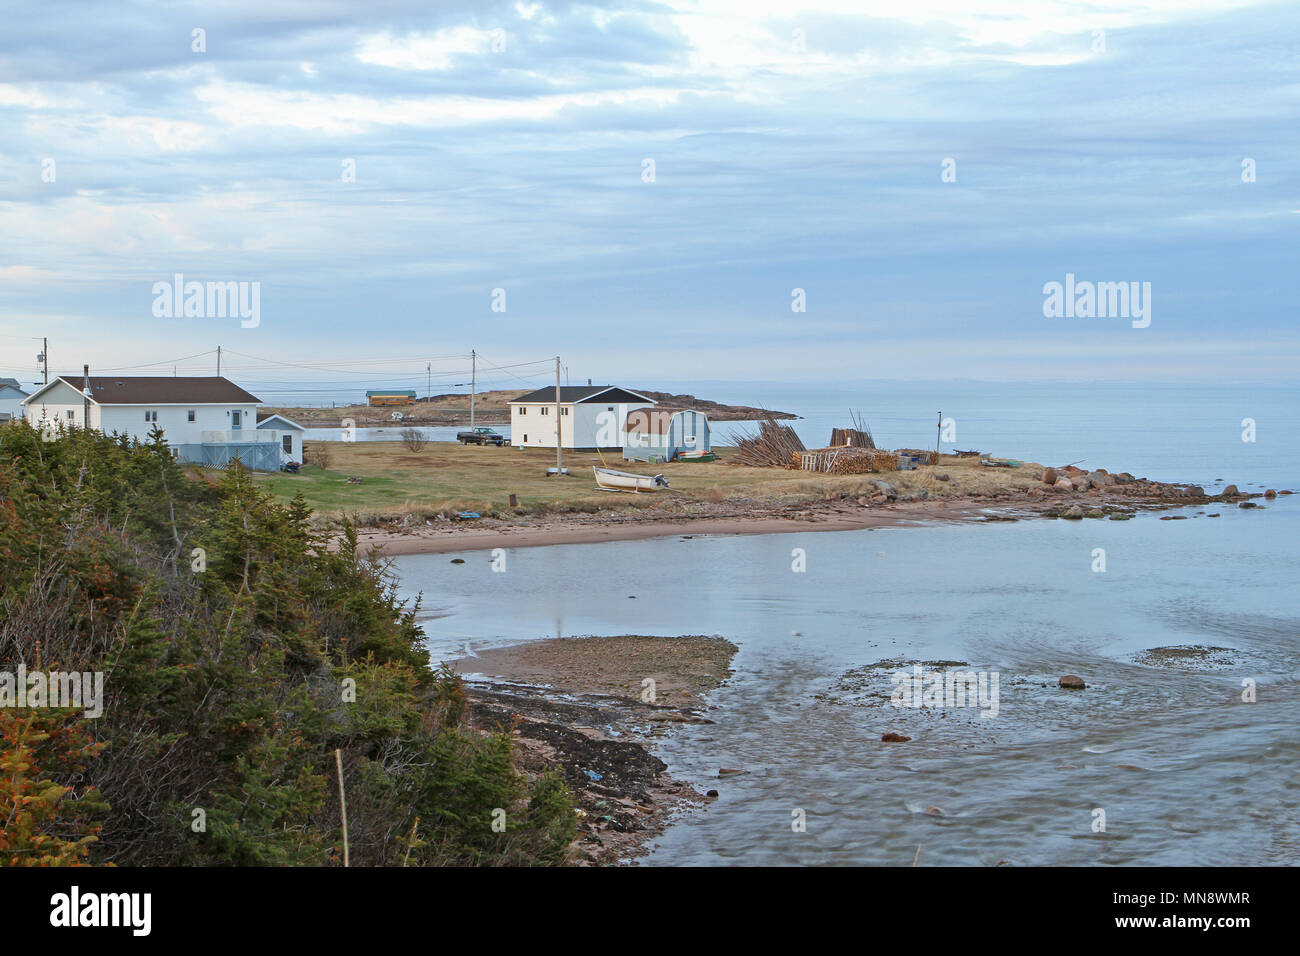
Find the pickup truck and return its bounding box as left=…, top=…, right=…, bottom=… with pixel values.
left=456, top=426, right=508, bottom=446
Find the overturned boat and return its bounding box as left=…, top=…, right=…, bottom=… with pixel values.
left=593, top=466, right=669, bottom=493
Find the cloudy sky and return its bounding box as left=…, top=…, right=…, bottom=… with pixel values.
left=0, top=0, right=1296, bottom=396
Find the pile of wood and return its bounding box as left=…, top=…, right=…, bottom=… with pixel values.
left=829, top=409, right=875, bottom=449
left=895, top=448, right=938, bottom=466
left=727, top=416, right=807, bottom=467
left=795, top=446, right=898, bottom=474
left=829, top=428, right=874, bottom=448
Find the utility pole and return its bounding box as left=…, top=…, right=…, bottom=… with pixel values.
left=470, top=349, right=476, bottom=429
left=216, top=345, right=221, bottom=376
left=426, top=363, right=431, bottom=410
left=555, top=356, right=562, bottom=472
left=936, top=411, right=942, bottom=460
left=32, top=337, right=47, bottom=385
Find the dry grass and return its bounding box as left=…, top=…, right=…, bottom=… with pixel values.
left=251, top=441, right=1045, bottom=521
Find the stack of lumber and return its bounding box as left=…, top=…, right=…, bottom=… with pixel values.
left=795, top=446, right=899, bottom=473
left=728, top=416, right=807, bottom=468
left=829, top=428, right=875, bottom=449
left=895, top=448, right=937, bottom=465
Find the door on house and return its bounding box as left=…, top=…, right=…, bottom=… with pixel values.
left=231, top=410, right=242, bottom=431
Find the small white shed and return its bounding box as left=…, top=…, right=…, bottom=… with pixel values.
left=623, top=407, right=711, bottom=462
left=256, top=413, right=306, bottom=466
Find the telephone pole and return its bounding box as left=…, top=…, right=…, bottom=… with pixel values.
left=470, top=349, right=476, bottom=429
left=426, top=363, right=431, bottom=409
left=555, top=356, right=562, bottom=472
left=216, top=345, right=221, bottom=376
left=36, top=337, right=47, bottom=384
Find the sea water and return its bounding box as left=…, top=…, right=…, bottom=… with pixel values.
left=394, top=382, right=1299, bottom=865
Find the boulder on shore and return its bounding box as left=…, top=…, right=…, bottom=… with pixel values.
left=1062, top=505, right=1085, bottom=519
left=1042, top=467, right=1059, bottom=485
left=1055, top=478, right=1074, bottom=491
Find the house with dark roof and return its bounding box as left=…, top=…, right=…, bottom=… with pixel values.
left=508, top=384, right=656, bottom=450
left=21, top=375, right=298, bottom=470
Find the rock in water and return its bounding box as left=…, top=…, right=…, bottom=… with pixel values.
left=1062, top=505, right=1084, bottom=519
left=1220, top=484, right=1239, bottom=498
left=881, top=732, right=912, bottom=742
left=1059, top=675, right=1086, bottom=689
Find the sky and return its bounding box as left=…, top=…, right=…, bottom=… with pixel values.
left=0, top=0, right=1297, bottom=400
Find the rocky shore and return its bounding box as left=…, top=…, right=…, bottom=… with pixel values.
left=452, top=635, right=737, bottom=865
left=353, top=462, right=1281, bottom=555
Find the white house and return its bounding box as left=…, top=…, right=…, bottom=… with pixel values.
left=0, top=377, right=29, bottom=423
left=623, top=407, right=711, bottom=462
left=508, top=385, right=655, bottom=450
left=21, top=375, right=295, bottom=470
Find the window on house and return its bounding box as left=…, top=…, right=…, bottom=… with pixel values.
left=187, top=410, right=196, bottom=422
left=541, top=407, right=548, bottom=415
left=519, top=407, right=526, bottom=415
left=66, top=410, right=74, bottom=421
left=282, top=435, right=293, bottom=454
left=144, top=410, right=158, bottom=423
left=561, top=407, right=568, bottom=415
left=523, top=434, right=528, bottom=443
left=607, top=407, right=614, bottom=411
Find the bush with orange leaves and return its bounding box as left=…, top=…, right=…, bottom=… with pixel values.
left=0, top=709, right=110, bottom=866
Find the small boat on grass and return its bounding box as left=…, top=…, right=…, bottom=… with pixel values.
left=981, top=457, right=1023, bottom=468
left=593, top=466, right=669, bottom=493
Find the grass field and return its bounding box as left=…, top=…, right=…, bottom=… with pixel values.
left=250, top=441, right=1045, bottom=521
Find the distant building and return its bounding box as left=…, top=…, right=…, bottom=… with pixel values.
left=0, top=377, right=29, bottom=423
left=366, top=390, right=416, bottom=406
left=21, top=375, right=292, bottom=470
left=509, top=385, right=655, bottom=450
left=623, top=407, right=711, bottom=462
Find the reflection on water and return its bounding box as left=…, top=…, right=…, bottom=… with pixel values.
left=395, top=497, right=1300, bottom=865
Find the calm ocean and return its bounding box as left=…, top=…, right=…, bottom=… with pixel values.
left=395, top=381, right=1299, bottom=865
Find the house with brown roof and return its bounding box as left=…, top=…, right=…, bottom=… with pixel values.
left=21, top=375, right=302, bottom=469
left=622, top=407, right=711, bottom=462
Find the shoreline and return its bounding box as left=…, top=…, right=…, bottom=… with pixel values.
left=452, top=635, right=738, bottom=865
left=352, top=486, right=1272, bottom=556
left=357, top=498, right=994, bottom=554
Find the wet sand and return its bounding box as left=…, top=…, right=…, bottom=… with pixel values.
left=357, top=498, right=1018, bottom=555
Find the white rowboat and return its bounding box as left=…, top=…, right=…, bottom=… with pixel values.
left=593, top=466, right=669, bottom=493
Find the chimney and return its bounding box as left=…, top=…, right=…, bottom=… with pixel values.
left=587, top=378, right=592, bottom=386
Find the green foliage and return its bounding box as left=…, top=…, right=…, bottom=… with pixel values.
left=0, top=422, right=575, bottom=866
